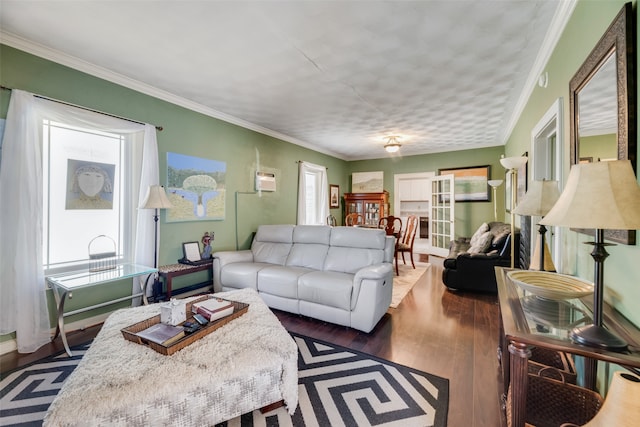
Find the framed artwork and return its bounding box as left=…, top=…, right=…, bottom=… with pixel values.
left=352, top=171, right=383, bottom=192
left=166, top=152, right=226, bottom=222
left=505, top=152, right=528, bottom=213
left=329, top=184, right=340, bottom=208
left=182, top=241, right=201, bottom=262
left=438, top=165, right=491, bottom=202
left=65, top=159, right=115, bottom=210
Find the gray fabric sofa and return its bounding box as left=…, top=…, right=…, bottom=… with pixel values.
left=212, top=224, right=395, bottom=333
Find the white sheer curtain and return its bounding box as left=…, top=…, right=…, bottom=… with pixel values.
left=297, top=161, right=329, bottom=225
left=134, top=124, right=160, bottom=303
left=0, top=90, right=159, bottom=352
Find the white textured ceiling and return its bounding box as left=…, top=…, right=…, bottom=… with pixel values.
left=0, top=0, right=569, bottom=160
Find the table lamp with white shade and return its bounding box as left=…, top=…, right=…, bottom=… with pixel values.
left=540, top=160, right=640, bottom=351
left=513, top=179, right=560, bottom=272
left=500, top=155, right=528, bottom=268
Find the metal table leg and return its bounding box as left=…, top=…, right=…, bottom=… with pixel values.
left=52, top=288, right=73, bottom=357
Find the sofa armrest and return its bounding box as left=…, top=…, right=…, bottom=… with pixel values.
left=212, top=250, right=254, bottom=291
left=213, top=250, right=254, bottom=266
left=351, top=263, right=394, bottom=310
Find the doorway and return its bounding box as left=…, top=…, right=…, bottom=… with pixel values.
left=393, top=172, right=434, bottom=254
left=530, top=98, right=564, bottom=271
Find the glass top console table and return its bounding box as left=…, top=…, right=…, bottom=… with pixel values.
left=495, top=267, right=640, bottom=427
left=46, top=263, right=157, bottom=356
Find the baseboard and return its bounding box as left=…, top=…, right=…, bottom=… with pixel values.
left=0, top=338, right=17, bottom=355
left=0, top=312, right=110, bottom=356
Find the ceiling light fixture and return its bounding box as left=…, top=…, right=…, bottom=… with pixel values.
left=384, top=136, right=402, bottom=153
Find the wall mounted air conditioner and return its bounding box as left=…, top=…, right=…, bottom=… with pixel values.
left=255, top=171, right=276, bottom=192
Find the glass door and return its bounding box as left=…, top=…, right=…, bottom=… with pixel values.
left=364, top=201, right=380, bottom=226
left=429, top=175, right=455, bottom=257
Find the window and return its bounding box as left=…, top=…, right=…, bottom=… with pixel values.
left=0, top=90, right=158, bottom=352
left=42, top=120, right=136, bottom=272
left=297, top=161, right=329, bottom=225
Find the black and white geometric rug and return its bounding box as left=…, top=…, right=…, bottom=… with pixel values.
left=0, top=342, right=91, bottom=426
left=0, top=334, right=448, bottom=427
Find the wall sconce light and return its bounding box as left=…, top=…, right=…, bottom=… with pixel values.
left=384, top=136, right=402, bottom=153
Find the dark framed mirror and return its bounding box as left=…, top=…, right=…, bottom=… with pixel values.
left=569, top=2, right=636, bottom=244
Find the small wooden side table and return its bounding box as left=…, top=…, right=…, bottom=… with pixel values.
left=157, top=262, right=213, bottom=299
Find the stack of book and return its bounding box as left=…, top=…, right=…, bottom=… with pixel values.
left=192, top=297, right=234, bottom=322
left=136, top=322, right=185, bottom=346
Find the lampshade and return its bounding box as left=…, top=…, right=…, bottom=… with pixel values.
left=488, top=179, right=503, bottom=188
left=513, top=180, right=560, bottom=217
left=540, top=161, right=640, bottom=229
left=500, top=156, right=528, bottom=170
left=384, top=136, right=402, bottom=153
left=140, top=185, right=173, bottom=209
left=582, top=371, right=640, bottom=426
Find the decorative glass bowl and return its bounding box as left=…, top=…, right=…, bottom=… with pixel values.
left=507, top=270, right=594, bottom=300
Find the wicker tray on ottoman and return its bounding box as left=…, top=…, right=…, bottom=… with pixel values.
left=507, top=367, right=603, bottom=427
left=121, top=296, right=248, bottom=355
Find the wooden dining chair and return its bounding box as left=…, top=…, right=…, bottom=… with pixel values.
left=396, top=215, right=418, bottom=275
left=378, top=215, right=402, bottom=236
left=379, top=215, right=403, bottom=275
left=326, top=214, right=337, bottom=226
left=345, top=213, right=364, bottom=226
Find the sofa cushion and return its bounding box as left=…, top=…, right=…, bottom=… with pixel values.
left=468, top=231, right=493, bottom=254
left=254, top=224, right=295, bottom=243
left=285, top=225, right=330, bottom=270
left=325, top=227, right=386, bottom=273
left=470, top=222, right=489, bottom=247
left=298, top=270, right=354, bottom=310
left=324, top=247, right=384, bottom=274
left=220, top=262, right=272, bottom=290
left=286, top=244, right=329, bottom=270
left=251, top=224, right=294, bottom=265
left=330, top=227, right=386, bottom=250
left=292, top=225, right=331, bottom=244
left=257, top=266, right=312, bottom=299
left=489, top=222, right=511, bottom=248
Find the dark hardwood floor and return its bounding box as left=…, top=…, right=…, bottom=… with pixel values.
left=1, top=255, right=505, bottom=427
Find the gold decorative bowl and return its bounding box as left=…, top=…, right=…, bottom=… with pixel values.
left=507, top=270, right=594, bottom=300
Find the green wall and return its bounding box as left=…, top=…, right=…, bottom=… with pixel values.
left=504, top=0, right=640, bottom=328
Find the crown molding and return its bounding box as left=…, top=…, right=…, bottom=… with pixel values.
left=499, top=0, right=578, bottom=145
left=0, top=31, right=347, bottom=160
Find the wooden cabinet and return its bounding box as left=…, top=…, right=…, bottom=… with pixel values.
left=344, top=191, right=389, bottom=226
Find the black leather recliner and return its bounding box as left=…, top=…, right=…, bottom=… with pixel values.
left=442, top=222, right=519, bottom=293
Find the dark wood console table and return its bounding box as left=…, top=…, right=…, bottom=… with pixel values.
left=495, top=267, right=640, bottom=427
left=157, top=262, right=213, bottom=300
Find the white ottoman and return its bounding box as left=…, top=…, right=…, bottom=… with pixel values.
left=44, top=288, right=298, bottom=426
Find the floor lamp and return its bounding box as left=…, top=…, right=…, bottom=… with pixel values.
left=488, top=179, right=503, bottom=222
left=500, top=156, right=528, bottom=268
left=541, top=160, right=640, bottom=351
left=141, top=185, right=173, bottom=298
left=513, top=180, right=560, bottom=271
